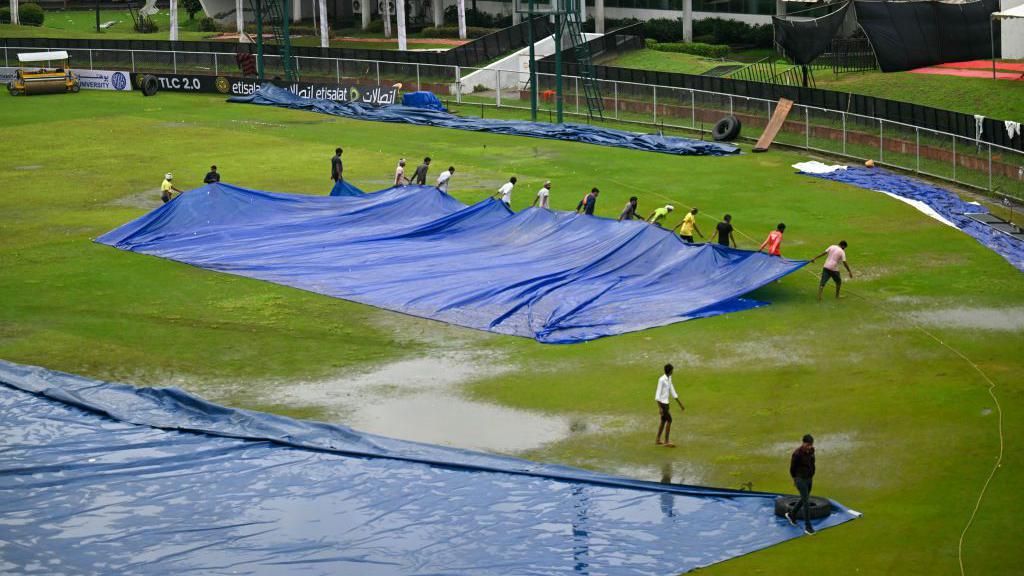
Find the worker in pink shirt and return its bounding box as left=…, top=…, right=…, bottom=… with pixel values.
left=758, top=223, right=786, bottom=256
left=811, top=240, right=853, bottom=300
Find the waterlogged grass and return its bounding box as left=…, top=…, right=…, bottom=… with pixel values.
left=0, top=90, right=1022, bottom=575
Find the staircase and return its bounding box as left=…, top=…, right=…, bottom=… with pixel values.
left=247, top=0, right=299, bottom=82
left=563, top=0, right=603, bottom=121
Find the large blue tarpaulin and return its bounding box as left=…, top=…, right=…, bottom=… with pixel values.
left=96, top=184, right=807, bottom=343
left=0, top=360, right=857, bottom=575
left=800, top=166, right=1024, bottom=272
left=229, top=85, right=740, bottom=157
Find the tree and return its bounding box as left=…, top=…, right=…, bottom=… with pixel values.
left=182, top=0, right=203, bottom=20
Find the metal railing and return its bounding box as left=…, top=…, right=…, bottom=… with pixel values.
left=4, top=44, right=1021, bottom=201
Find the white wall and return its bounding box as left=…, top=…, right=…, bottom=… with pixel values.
left=1002, top=0, right=1024, bottom=59
left=457, top=32, right=600, bottom=93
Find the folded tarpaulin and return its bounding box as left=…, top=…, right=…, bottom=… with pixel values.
left=402, top=90, right=447, bottom=112
left=329, top=179, right=365, bottom=196
left=96, top=183, right=807, bottom=343
left=796, top=165, right=1024, bottom=272
left=229, top=84, right=741, bottom=157
left=0, top=360, right=858, bottom=575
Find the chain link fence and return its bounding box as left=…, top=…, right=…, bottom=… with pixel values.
left=5, top=44, right=1022, bottom=202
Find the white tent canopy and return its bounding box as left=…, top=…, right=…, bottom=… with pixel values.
left=17, top=51, right=69, bottom=63
left=992, top=5, right=1024, bottom=18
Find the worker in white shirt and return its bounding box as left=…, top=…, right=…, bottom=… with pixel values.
left=394, top=158, right=409, bottom=186
left=532, top=180, right=552, bottom=209
left=435, top=166, right=455, bottom=193
left=493, top=176, right=517, bottom=208
left=655, top=363, right=685, bottom=447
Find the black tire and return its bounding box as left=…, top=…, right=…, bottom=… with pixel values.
left=70, top=83, right=80, bottom=93
left=774, top=495, right=832, bottom=520
left=141, top=74, right=159, bottom=97
left=712, top=115, right=741, bottom=142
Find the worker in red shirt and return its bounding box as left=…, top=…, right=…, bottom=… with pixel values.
left=758, top=223, right=786, bottom=256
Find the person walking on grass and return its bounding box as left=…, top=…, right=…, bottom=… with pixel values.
left=411, top=157, right=431, bottom=185
left=394, top=159, right=409, bottom=187
left=160, top=173, right=182, bottom=203
left=576, top=188, right=599, bottom=215
left=708, top=214, right=737, bottom=248
left=655, top=364, right=685, bottom=447
left=532, top=181, right=552, bottom=209
left=331, top=147, right=344, bottom=183
left=646, top=205, right=674, bottom=227
left=677, top=208, right=703, bottom=243
left=811, top=240, right=853, bottom=300
left=203, top=165, right=220, bottom=184
left=436, top=166, right=455, bottom=193
left=786, top=434, right=817, bottom=535
left=759, top=223, right=786, bottom=256
left=618, top=196, right=640, bottom=221
left=494, top=176, right=517, bottom=208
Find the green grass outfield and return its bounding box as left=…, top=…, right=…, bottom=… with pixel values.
left=1, top=90, right=1022, bottom=575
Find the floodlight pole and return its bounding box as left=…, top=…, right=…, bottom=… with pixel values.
left=255, top=0, right=265, bottom=81
left=528, top=0, right=538, bottom=121
left=990, top=16, right=995, bottom=80
left=554, top=4, right=563, bottom=123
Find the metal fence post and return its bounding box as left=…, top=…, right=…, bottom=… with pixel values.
left=842, top=112, right=847, bottom=155
left=173, top=51, right=177, bottom=74
left=295, top=57, right=301, bottom=75
left=376, top=61, right=380, bottom=85
left=497, top=69, right=502, bottom=108
left=614, top=82, right=619, bottom=120
left=729, top=94, right=733, bottom=116
left=214, top=53, right=218, bottom=76
left=879, top=120, right=884, bottom=163
left=989, top=144, right=993, bottom=191
left=691, top=89, right=695, bottom=128
left=3, top=46, right=7, bottom=67
left=805, top=107, right=810, bottom=150
left=336, top=58, right=340, bottom=84
left=131, top=50, right=135, bottom=72
left=916, top=128, right=920, bottom=173
left=575, top=76, right=579, bottom=115
left=89, top=49, right=93, bottom=70
left=653, top=85, right=657, bottom=124
left=455, top=66, right=462, bottom=104
left=416, top=63, right=420, bottom=91
left=953, top=136, right=958, bottom=182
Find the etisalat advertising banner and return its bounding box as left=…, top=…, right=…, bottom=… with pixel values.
left=128, top=73, right=401, bottom=105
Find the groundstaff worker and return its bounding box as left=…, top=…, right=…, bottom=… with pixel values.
left=331, top=147, right=344, bottom=183
left=161, top=173, right=182, bottom=203
left=532, top=181, right=552, bottom=208
left=411, top=157, right=431, bottom=185
left=494, top=176, right=517, bottom=208
left=436, top=166, right=455, bottom=193
left=655, top=364, right=685, bottom=448
left=787, top=434, right=817, bottom=535
left=811, top=240, right=853, bottom=300
left=677, top=208, right=703, bottom=243
left=203, top=165, right=220, bottom=184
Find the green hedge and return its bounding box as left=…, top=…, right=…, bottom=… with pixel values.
left=198, top=16, right=218, bottom=32
left=19, top=2, right=45, bottom=26
left=647, top=40, right=730, bottom=59
left=0, top=7, right=10, bottom=24
left=641, top=17, right=773, bottom=48
left=419, top=25, right=494, bottom=39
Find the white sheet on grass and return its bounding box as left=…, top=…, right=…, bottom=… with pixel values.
left=792, top=161, right=847, bottom=174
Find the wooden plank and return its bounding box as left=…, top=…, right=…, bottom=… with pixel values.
left=753, top=97, right=794, bottom=153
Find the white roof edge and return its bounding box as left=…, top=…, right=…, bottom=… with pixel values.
left=17, top=51, right=70, bottom=63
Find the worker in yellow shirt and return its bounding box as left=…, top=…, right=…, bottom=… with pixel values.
left=161, top=173, right=183, bottom=204
left=676, top=208, right=704, bottom=243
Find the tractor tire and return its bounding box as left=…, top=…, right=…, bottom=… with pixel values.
left=712, top=115, right=741, bottom=142
left=141, top=74, right=160, bottom=97
left=774, top=495, right=833, bottom=520
left=70, top=83, right=80, bottom=93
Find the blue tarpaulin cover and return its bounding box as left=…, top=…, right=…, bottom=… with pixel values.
left=0, top=360, right=857, bottom=575
left=329, top=179, right=365, bottom=196
left=229, top=85, right=740, bottom=157
left=800, top=166, right=1024, bottom=272
left=96, top=183, right=807, bottom=343
left=402, top=90, right=446, bottom=112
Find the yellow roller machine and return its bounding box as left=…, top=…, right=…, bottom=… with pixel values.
left=7, top=51, right=80, bottom=96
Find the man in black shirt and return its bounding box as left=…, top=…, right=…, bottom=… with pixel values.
left=708, top=214, right=736, bottom=248
left=787, top=434, right=817, bottom=535
left=411, top=157, right=431, bottom=185
left=576, top=187, right=599, bottom=215
left=203, top=165, right=220, bottom=184
left=618, top=196, right=640, bottom=221
left=331, top=147, right=344, bottom=182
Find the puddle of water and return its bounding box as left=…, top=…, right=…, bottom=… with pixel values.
left=252, top=351, right=578, bottom=454
left=108, top=189, right=164, bottom=210
left=911, top=307, right=1024, bottom=331
left=14, top=165, right=42, bottom=170
left=611, top=461, right=707, bottom=486
left=756, top=432, right=861, bottom=458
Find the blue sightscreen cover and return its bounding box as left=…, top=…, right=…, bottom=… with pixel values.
left=402, top=90, right=446, bottom=112
left=0, top=360, right=858, bottom=575
left=96, top=183, right=807, bottom=343
left=229, top=84, right=741, bottom=157
left=801, top=166, right=1024, bottom=272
